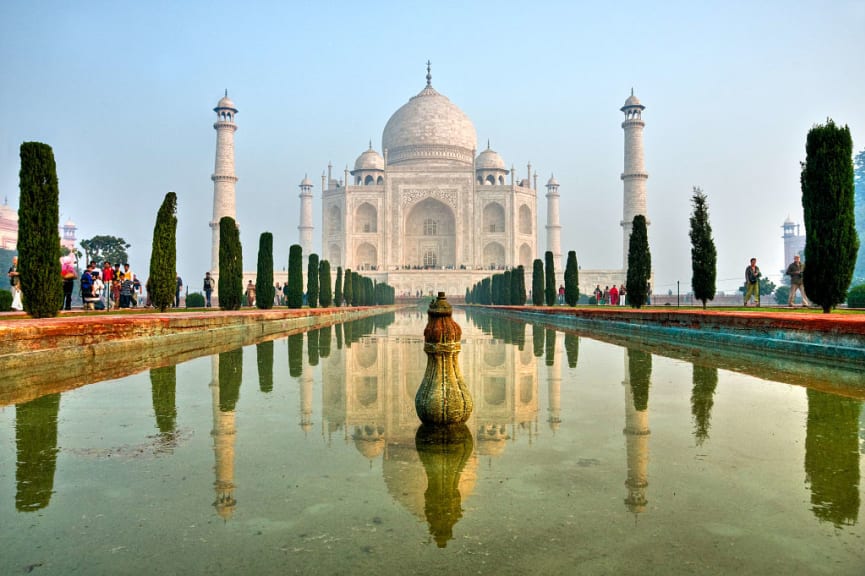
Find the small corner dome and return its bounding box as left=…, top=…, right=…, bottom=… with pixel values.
left=216, top=94, right=237, bottom=110
left=300, top=175, right=313, bottom=187
left=783, top=215, right=794, bottom=225
left=546, top=175, right=559, bottom=187
left=353, top=146, right=385, bottom=172
left=64, top=218, right=76, bottom=227
left=476, top=147, right=506, bottom=171
left=623, top=92, right=643, bottom=108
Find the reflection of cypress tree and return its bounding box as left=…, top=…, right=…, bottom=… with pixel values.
left=512, top=320, right=526, bottom=351
left=218, top=348, right=243, bottom=412
left=490, top=316, right=506, bottom=341
left=150, top=365, right=177, bottom=434
left=343, top=320, right=353, bottom=348
left=415, top=424, right=474, bottom=548
left=690, top=365, right=718, bottom=445
left=16, top=393, right=60, bottom=512
left=307, top=329, right=320, bottom=367
left=544, top=329, right=556, bottom=367
left=288, top=333, right=304, bottom=378
left=373, top=312, right=396, bottom=330
left=336, top=322, right=344, bottom=349
left=628, top=348, right=652, bottom=411
left=319, top=325, right=332, bottom=358
left=564, top=333, right=579, bottom=369
left=804, top=389, right=861, bottom=527
left=532, top=324, right=544, bottom=357
left=256, top=340, right=274, bottom=393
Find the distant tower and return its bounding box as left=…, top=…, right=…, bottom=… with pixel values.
left=782, top=216, right=806, bottom=271
left=298, top=175, right=314, bottom=260
left=210, top=91, right=239, bottom=274
left=621, top=90, right=649, bottom=269
left=545, top=175, right=562, bottom=271
left=60, top=218, right=77, bottom=254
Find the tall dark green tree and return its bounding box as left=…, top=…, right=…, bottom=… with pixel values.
left=18, top=142, right=62, bottom=318
left=149, top=192, right=177, bottom=312
left=334, top=266, right=343, bottom=306
left=502, top=270, right=512, bottom=305
left=801, top=120, right=858, bottom=313
left=343, top=268, right=353, bottom=307
left=626, top=214, right=651, bottom=309
left=544, top=251, right=556, bottom=306
left=287, top=244, right=303, bottom=308
left=255, top=232, right=274, bottom=309
left=532, top=259, right=544, bottom=305
left=689, top=187, right=717, bottom=309
left=319, top=260, right=332, bottom=307
left=564, top=251, right=579, bottom=306
left=306, top=253, right=319, bottom=308
left=516, top=265, right=527, bottom=304
left=217, top=216, right=243, bottom=310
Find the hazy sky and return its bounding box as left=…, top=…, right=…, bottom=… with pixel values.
left=2, top=0, right=863, bottom=294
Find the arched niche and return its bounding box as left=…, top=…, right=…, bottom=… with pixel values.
left=355, top=202, right=378, bottom=233
left=483, top=242, right=505, bottom=268
left=328, top=205, right=342, bottom=232
left=518, top=204, right=532, bottom=234
left=356, top=242, right=377, bottom=270
left=519, top=244, right=533, bottom=271
left=404, top=197, right=456, bottom=268
left=354, top=375, right=379, bottom=407
left=483, top=202, right=505, bottom=233
left=483, top=376, right=506, bottom=406
left=328, top=244, right=342, bottom=267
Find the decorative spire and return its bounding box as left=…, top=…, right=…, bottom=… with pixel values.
left=369, top=139, right=373, bottom=150
left=486, top=139, right=490, bottom=150
left=426, top=60, right=432, bottom=86
left=225, top=89, right=228, bottom=97
left=631, top=87, right=634, bottom=96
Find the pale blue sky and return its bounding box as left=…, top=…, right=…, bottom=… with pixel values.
left=2, top=0, right=863, bottom=294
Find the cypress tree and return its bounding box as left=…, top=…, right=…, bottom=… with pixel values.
left=287, top=244, right=303, bottom=308
left=564, top=250, right=579, bottom=306
left=255, top=232, right=274, bottom=309
left=218, top=216, right=243, bottom=310
left=334, top=266, right=343, bottom=306
left=516, top=265, right=527, bottom=304
left=544, top=251, right=556, bottom=306
left=349, top=271, right=359, bottom=306
left=148, top=192, right=177, bottom=312
left=689, top=187, right=717, bottom=309
left=481, top=277, right=491, bottom=304
left=532, top=259, right=544, bottom=305
left=307, top=253, right=319, bottom=308
left=502, top=270, right=512, bottom=305
left=319, top=260, right=332, bottom=307
left=343, top=268, right=353, bottom=306
left=626, top=214, right=651, bottom=308
left=18, top=142, right=62, bottom=318
left=801, top=120, right=858, bottom=313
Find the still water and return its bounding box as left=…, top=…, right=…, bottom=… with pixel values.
left=1, top=310, right=863, bottom=575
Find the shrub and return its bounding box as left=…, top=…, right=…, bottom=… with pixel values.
left=186, top=292, right=205, bottom=308
left=846, top=284, right=865, bottom=308
left=0, top=289, right=12, bottom=311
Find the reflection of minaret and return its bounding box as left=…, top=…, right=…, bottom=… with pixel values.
left=623, top=348, right=651, bottom=514
left=691, top=365, right=718, bottom=445
left=15, top=394, right=61, bottom=512
left=300, top=369, right=314, bottom=434
left=211, top=353, right=239, bottom=520
left=210, top=91, right=239, bottom=275
left=547, top=331, right=562, bottom=432
left=545, top=175, right=562, bottom=272
left=804, top=389, right=861, bottom=527
left=621, top=90, right=649, bottom=269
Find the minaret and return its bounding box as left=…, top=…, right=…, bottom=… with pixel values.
left=545, top=175, right=562, bottom=272
left=621, top=89, right=648, bottom=269
left=210, top=90, right=239, bottom=275
left=298, top=175, right=314, bottom=260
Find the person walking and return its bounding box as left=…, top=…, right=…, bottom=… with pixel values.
left=175, top=274, right=183, bottom=307
left=785, top=254, right=810, bottom=307
left=245, top=280, right=256, bottom=307
left=203, top=272, right=214, bottom=307
left=744, top=257, right=761, bottom=307
left=8, top=256, right=23, bottom=310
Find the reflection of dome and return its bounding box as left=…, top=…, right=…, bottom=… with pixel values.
left=353, top=144, right=384, bottom=172
left=475, top=423, right=509, bottom=456
left=382, top=82, right=477, bottom=166
left=352, top=424, right=386, bottom=459
left=475, top=146, right=506, bottom=171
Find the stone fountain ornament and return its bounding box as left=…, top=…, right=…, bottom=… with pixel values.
left=415, top=292, right=474, bottom=425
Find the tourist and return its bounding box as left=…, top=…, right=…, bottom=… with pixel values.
left=203, top=272, right=214, bottom=307
left=619, top=284, right=627, bottom=306
left=119, top=273, right=133, bottom=308
left=61, top=255, right=76, bottom=310
left=246, top=280, right=256, bottom=307
left=274, top=282, right=282, bottom=306
left=102, top=261, right=113, bottom=285
left=558, top=284, right=565, bottom=304
left=80, top=263, right=94, bottom=309
left=132, top=274, right=141, bottom=307
left=594, top=285, right=602, bottom=305
left=91, top=270, right=105, bottom=310
left=175, top=274, right=183, bottom=307
left=609, top=284, right=619, bottom=306
left=785, top=254, right=810, bottom=307
left=602, top=286, right=610, bottom=305
left=8, top=255, right=22, bottom=311
left=744, top=258, right=761, bottom=307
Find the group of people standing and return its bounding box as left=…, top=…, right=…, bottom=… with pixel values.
left=593, top=284, right=627, bottom=306
left=80, top=261, right=142, bottom=310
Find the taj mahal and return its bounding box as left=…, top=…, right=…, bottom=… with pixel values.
left=209, top=64, right=649, bottom=298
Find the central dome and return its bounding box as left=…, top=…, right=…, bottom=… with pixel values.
left=382, top=83, right=477, bottom=167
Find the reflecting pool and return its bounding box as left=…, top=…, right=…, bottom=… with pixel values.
left=1, top=310, right=864, bottom=575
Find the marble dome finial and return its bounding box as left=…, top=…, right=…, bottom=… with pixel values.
left=426, top=60, right=432, bottom=86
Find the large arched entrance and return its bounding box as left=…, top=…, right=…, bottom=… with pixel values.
left=404, top=198, right=456, bottom=268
